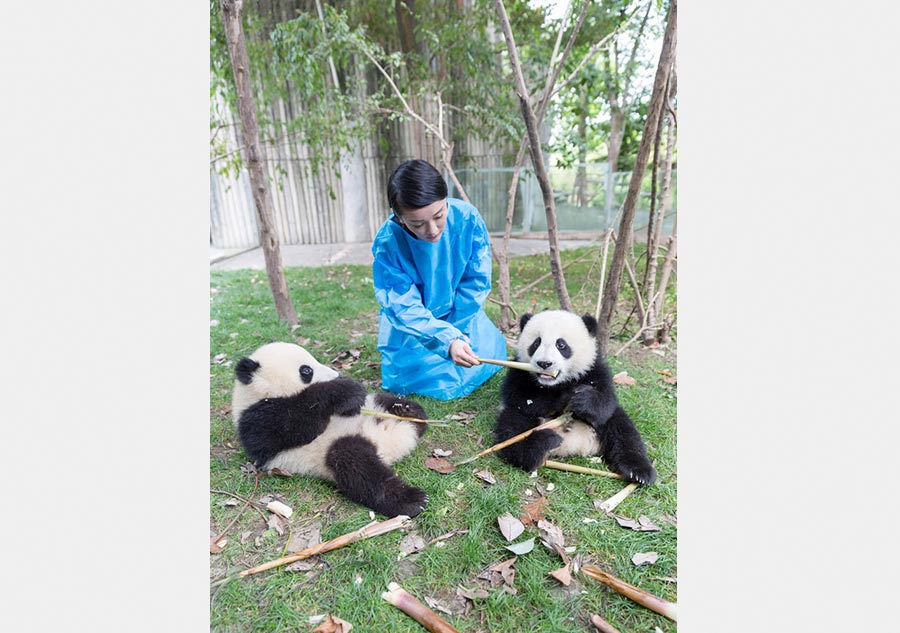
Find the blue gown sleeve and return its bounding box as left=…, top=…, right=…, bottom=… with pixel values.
left=373, top=251, right=464, bottom=358
left=448, top=214, right=493, bottom=333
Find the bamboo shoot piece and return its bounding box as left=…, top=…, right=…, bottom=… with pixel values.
left=240, top=515, right=411, bottom=577
left=456, top=415, right=571, bottom=466
left=597, top=482, right=639, bottom=512
left=590, top=614, right=623, bottom=633
left=475, top=356, right=559, bottom=378
left=543, top=459, right=624, bottom=479
left=582, top=565, right=677, bottom=622
left=382, top=582, right=459, bottom=633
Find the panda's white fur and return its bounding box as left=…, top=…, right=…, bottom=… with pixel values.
left=231, top=342, right=338, bottom=426
left=494, top=310, right=656, bottom=484
left=232, top=341, right=429, bottom=516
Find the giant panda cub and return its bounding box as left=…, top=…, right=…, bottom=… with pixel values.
left=494, top=310, right=656, bottom=485
left=232, top=342, right=429, bottom=517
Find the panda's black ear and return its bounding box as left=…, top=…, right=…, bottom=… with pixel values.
left=235, top=357, right=260, bottom=385
left=519, top=313, right=533, bottom=331
left=581, top=314, right=598, bottom=336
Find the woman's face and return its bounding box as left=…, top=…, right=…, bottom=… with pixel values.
left=398, top=199, right=447, bottom=242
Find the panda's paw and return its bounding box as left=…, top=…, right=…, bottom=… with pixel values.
left=512, top=429, right=562, bottom=472
left=334, top=382, right=368, bottom=416
left=390, top=400, right=427, bottom=421
left=381, top=478, right=429, bottom=518
left=614, top=454, right=657, bottom=486
left=568, top=385, right=602, bottom=423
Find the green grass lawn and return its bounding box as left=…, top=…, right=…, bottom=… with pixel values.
left=210, top=247, right=677, bottom=632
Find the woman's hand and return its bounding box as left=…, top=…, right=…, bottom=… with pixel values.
left=449, top=339, right=481, bottom=367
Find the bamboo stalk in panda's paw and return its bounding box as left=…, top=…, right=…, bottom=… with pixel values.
left=360, top=408, right=448, bottom=426
left=475, top=356, right=560, bottom=378
left=455, top=414, right=571, bottom=466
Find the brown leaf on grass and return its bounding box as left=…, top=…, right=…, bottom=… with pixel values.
left=239, top=462, right=259, bottom=476
left=489, top=557, right=517, bottom=590
left=447, top=411, right=477, bottom=422
left=267, top=513, right=286, bottom=536
left=424, top=457, right=456, bottom=474
left=457, top=586, right=489, bottom=601
left=612, top=371, right=636, bottom=385
left=312, top=614, right=353, bottom=633
left=632, top=551, right=659, bottom=566
left=424, top=596, right=453, bottom=616
left=520, top=497, right=549, bottom=525
left=610, top=514, right=661, bottom=532
left=537, top=519, right=565, bottom=553
left=398, top=532, right=426, bottom=557
left=474, top=470, right=496, bottom=485
left=497, top=513, right=525, bottom=542
left=269, top=467, right=294, bottom=477
left=285, top=560, right=316, bottom=572
left=240, top=531, right=253, bottom=544
left=287, top=525, right=321, bottom=553
left=209, top=537, right=226, bottom=554
left=662, top=376, right=677, bottom=385
left=549, top=563, right=572, bottom=586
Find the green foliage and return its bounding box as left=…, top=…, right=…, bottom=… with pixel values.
left=210, top=248, right=677, bottom=631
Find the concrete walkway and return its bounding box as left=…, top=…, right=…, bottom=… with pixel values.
left=210, top=234, right=600, bottom=270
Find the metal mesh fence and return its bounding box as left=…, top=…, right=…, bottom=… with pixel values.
left=447, top=164, right=676, bottom=236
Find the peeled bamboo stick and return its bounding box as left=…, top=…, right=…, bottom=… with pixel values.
left=382, top=582, right=459, bottom=633
left=590, top=614, right=623, bottom=633
left=475, top=356, right=560, bottom=378
left=239, top=515, right=411, bottom=577
left=582, top=565, right=678, bottom=622
left=597, top=482, right=639, bottom=513
left=543, top=460, right=624, bottom=479
left=360, top=408, right=447, bottom=425
left=456, top=415, right=571, bottom=466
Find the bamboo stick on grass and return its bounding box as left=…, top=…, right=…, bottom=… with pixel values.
left=543, top=459, right=624, bottom=479
left=239, top=515, right=411, bottom=577
left=382, top=582, right=459, bottom=633
left=582, top=565, right=677, bottom=622
left=456, top=415, right=571, bottom=466
left=597, top=482, right=639, bottom=512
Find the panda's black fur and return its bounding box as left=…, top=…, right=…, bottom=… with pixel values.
left=494, top=310, right=656, bottom=484
left=232, top=342, right=429, bottom=518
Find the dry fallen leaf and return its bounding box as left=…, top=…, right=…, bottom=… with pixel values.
left=267, top=513, right=286, bottom=536
left=505, top=538, right=535, bottom=555
left=287, top=525, right=321, bottom=553
left=398, top=532, right=426, bottom=557
left=457, top=586, right=489, bottom=600
left=285, top=560, right=316, bottom=572
left=240, top=531, right=253, bottom=545
left=489, top=557, right=517, bottom=589
left=549, top=563, right=572, bottom=586
left=520, top=497, right=549, bottom=525
left=424, top=457, right=457, bottom=474
left=424, top=596, right=453, bottom=615
left=497, top=513, right=525, bottom=542
left=474, top=470, right=497, bottom=485
left=312, top=614, right=353, bottom=633
left=269, top=467, right=293, bottom=477
left=537, top=519, right=565, bottom=553
left=612, top=371, right=637, bottom=385
left=632, top=551, right=659, bottom=566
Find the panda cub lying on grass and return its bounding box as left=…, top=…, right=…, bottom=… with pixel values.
left=494, top=310, right=657, bottom=485
left=232, top=342, right=429, bottom=517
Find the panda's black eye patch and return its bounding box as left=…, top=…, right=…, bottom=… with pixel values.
left=299, top=365, right=314, bottom=384
left=555, top=338, right=572, bottom=359
left=527, top=336, right=542, bottom=357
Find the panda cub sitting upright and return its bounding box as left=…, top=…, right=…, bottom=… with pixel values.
left=232, top=342, right=429, bottom=517
left=494, top=310, right=656, bottom=485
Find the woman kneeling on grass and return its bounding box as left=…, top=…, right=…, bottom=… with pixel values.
left=371, top=159, right=506, bottom=401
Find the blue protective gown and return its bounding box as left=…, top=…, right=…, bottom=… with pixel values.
left=372, top=198, right=507, bottom=400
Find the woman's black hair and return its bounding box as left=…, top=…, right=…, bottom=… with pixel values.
left=387, top=159, right=448, bottom=215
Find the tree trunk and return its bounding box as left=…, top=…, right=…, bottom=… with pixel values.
left=221, top=0, right=297, bottom=325
left=654, top=219, right=677, bottom=345
left=493, top=0, right=580, bottom=312
left=597, top=0, right=676, bottom=357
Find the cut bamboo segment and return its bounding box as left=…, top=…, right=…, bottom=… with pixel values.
left=543, top=460, right=624, bottom=479
left=359, top=408, right=445, bottom=425
left=455, top=415, right=571, bottom=466
left=240, top=515, right=411, bottom=577
left=597, top=482, right=639, bottom=512
left=582, top=565, right=677, bottom=622
left=475, top=356, right=560, bottom=377
left=382, top=582, right=459, bottom=633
